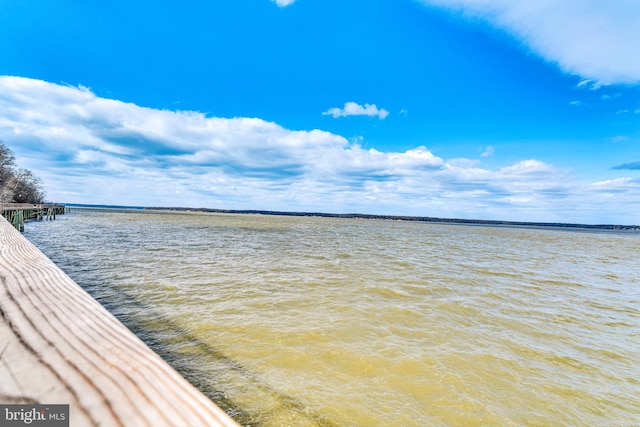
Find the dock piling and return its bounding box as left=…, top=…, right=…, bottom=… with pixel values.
left=0, top=203, right=66, bottom=231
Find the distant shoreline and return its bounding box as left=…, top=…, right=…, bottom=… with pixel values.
left=63, top=203, right=639, bottom=231
left=146, top=206, right=639, bottom=231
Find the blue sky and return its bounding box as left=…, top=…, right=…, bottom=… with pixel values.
left=1, top=0, right=639, bottom=224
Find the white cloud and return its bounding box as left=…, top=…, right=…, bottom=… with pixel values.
left=590, top=177, right=636, bottom=189
left=271, top=0, right=296, bottom=7
left=576, top=79, right=603, bottom=90
left=323, top=102, right=389, bottom=119
left=481, top=146, right=495, bottom=157
left=1, top=76, right=639, bottom=224
left=420, top=0, right=640, bottom=85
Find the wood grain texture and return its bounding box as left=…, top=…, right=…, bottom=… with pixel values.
left=0, top=216, right=240, bottom=426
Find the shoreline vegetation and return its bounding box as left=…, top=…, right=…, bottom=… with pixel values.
left=65, top=203, right=640, bottom=231
left=0, top=141, right=46, bottom=204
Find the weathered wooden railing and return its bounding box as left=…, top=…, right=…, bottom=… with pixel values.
left=0, top=203, right=68, bottom=231
left=0, top=216, right=240, bottom=426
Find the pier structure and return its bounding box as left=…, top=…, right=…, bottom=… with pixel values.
left=0, top=215, right=240, bottom=426
left=0, top=203, right=68, bottom=231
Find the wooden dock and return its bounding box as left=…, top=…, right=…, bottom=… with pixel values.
left=0, top=215, right=240, bottom=426
left=0, top=203, right=68, bottom=231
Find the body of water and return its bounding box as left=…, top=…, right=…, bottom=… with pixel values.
left=24, top=209, right=640, bottom=426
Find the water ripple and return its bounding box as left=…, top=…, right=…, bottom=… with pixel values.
left=24, top=210, right=640, bottom=426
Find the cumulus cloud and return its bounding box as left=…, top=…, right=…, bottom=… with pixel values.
left=1, top=76, right=639, bottom=223
left=420, top=0, right=640, bottom=85
left=323, top=102, right=389, bottom=119
left=589, top=177, right=640, bottom=193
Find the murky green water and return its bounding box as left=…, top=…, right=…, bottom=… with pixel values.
left=24, top=209, right=640, bottom=426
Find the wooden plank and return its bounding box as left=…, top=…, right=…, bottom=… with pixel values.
left=0, top=216, right=240, bottom=426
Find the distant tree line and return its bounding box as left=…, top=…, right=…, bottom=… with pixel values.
left=0, top=140, right=46, bottom=204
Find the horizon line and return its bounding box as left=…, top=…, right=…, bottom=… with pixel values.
left=62, top=203, right=640, bottom=230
